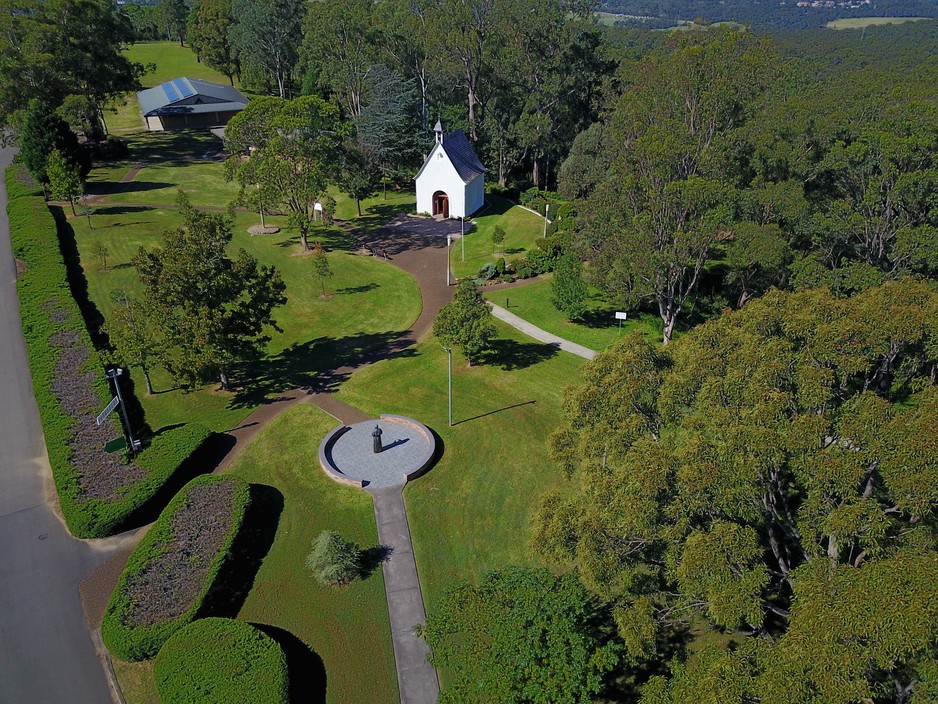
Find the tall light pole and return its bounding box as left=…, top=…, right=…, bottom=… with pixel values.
left=446, top=235, right=451, bottom=286
left=444, top=346, right=453, bottom=426
left=461, top=216, right=465, bottom=262
left=543, top=202, right=549, bottom=238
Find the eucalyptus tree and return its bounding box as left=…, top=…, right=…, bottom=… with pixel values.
left=537, top=279, right=938, bottom=702
left=574, top=30, right=777, bottom=343
left=229, top=0, right=303, bottom=98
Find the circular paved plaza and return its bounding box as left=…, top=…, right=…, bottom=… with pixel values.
left=318, top=415, right=437, bottom=489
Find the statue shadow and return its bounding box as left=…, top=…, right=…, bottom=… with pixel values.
left=250, top=624, right=327, bottom=704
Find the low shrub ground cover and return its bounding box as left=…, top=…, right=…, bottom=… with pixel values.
left=154, top=617, right=289, bottom=704
left=6, top=166, right=210, bottom=538
left=102, top=475, right=251, bottom=661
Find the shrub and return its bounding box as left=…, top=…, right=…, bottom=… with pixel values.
left=477, top=262, right=497, bottom=281
left=306, top=530, right=363, bottom=587
left=494, top=257, right=506, bottom=276
left=154, top=618, right=289, bottom=704
left=101, top=475, right=251, bottom=661
left=6, top=166, right=210, bottom=538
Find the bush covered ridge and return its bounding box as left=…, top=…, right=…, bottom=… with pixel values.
left=5, top=166, right=211, bottom=538
left=154, top=617, right=289, bottom=704
left=102, top=475, right=251, bottom=661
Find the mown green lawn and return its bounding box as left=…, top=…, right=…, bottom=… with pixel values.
left=484, top=277, right=664, bottom=350
left=336, top=320, right=585, bottom=614
left=73, top=141, right=422, bottom=432
left=229, top=404, right=399, bottom=704
left=112, top=404, right=398, bottom=704
left=450, top=196, right=546, bottom=280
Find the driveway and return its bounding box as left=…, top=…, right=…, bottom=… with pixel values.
left=0, top=146, right=119, bottom=703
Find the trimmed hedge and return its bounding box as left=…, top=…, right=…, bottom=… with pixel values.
left=102, top=475, right=251, bottom=662
left=6, top=166, right=211, bottom=538
left=154, top=618, right=289, bottom=704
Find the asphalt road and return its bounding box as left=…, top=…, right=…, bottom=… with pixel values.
left=0, top=146, right=117, bottom=703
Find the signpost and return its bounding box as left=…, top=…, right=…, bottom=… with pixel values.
left=615, top=311, right=628, bottom=332
left=105, top=368, right=141, bottom=454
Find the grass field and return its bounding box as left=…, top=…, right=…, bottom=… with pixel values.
left=229, top=404, right=398, bottom=704
left=74, top=134, right=422, bottom=432
left=484, top=278, right=664, bottom=351
left=337, top=319, right=585, bottom=614
left=826, top=16, right=931, bottom=29
left=450, top=196, right=546, bottom=280
left=105, top=41, right=242, bottom=133
left=112, top=404, right=399, bottom=704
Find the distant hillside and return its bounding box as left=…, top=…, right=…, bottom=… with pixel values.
left=598, top=0, right=938, bottom=31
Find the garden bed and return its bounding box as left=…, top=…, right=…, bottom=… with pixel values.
left=102, top=475, right=251, bottom=661
left=6, top=166, right=211, bottom=538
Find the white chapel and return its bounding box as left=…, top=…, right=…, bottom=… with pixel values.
left=414, top=121, right=485, bottom=219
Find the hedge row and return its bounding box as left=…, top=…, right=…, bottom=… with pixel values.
left=6, top=166, right=211, bottom=538
left=102, top=475, right=251, bottom=661
left=154, top=618, right=289, bottom=704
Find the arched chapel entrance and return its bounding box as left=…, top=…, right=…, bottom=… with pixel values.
left=432, top=191, right=449, bottom=218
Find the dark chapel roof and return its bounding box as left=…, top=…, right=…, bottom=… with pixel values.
left=441, top=130, right=486, bottom=183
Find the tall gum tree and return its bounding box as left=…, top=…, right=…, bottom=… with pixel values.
left=573, top=29, right=777, bottom=344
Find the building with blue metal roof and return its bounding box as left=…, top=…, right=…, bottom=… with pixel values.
left=136, top=77, right=248, bottom=131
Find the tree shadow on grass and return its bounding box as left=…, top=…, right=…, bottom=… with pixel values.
left=360, top=545, right=393, bottom=580
left=336, top=282, right=379, bottom=295
left=200, top=483, right=284, bottom=619
left=252, top=624, right=327, bottom=704
left=483, top=338, right=559, bottom=371
left=86, top=180, right=173, bottom=198
left=228, top=330, right=418, bottom=410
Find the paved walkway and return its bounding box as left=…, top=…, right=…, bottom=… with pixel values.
left=489, top=302, right=597, bottom=360
left=370, top=487, right=440, bottom=704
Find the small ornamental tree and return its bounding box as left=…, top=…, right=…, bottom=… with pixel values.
left=91, top=241, right=110, bottom=272
left=432, top=280, right=496, bottom=366
left=491, top=224, right=506, bottom=253
left=46, top=149, right=85, bottom=216
left=311, top=243, right=334, bottom=295
left=550, top=254, right=588, bottom=321
left=306, top=530, right=362, bottom=587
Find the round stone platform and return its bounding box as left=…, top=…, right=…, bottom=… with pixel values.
left=318, top=414, right=437, bottom=489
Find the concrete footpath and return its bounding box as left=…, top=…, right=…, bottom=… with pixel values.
left=369, top=487, right=440, bottom=704
left=489, top=302, right=597, bottom=360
